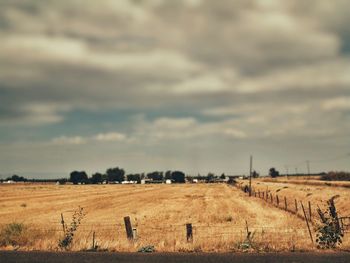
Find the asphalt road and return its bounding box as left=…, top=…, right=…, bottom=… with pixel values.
left=1, top=251, right=350, bottom=263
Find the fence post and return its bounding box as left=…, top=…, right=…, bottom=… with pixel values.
left=308, top=201, right=312, bottom=222
left=284, top=197, right=288, bottom=211
left=276, top=195, right=279, bottom=206
left=186, top=223, right=193, bottom=242
left=124, top=216, right=134, bottom=241
left=92, top=231, right=95, bottom=249
left=133, top=228, right=138, bottom=240
left=295, top=199, right=298, bottom=214
left=270, top=194, right=273, bottom=203
left=60, top=213, right=65, bottom=234
left=300, top=201, right=313, bottom=244
left=262, top=192, right=264, bottom=199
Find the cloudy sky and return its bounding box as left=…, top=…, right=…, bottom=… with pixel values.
left=1, top=0, right=350, bottom=178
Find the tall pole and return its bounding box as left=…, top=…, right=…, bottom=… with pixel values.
left=284, top=165, right=289, bottom=179
left=249, top=155, right=252, bottom=196
left=306, top=160, right=310, bottom=175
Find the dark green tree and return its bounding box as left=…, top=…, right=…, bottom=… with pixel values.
left=147, top=171, right=163, bottom=181
left=106, top=167, right=125, bottom=183
left=269, top=168, right=279, bottom=178
left=127, top=174, right=141, bottom=183
left=171, top=171, right=185, bottom=183
left=70, top=171, right=88, bottom=184
left=91, top=173, right=103, bottom=184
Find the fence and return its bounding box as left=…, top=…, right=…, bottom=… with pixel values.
left=236, top=182, right=350, bottom=236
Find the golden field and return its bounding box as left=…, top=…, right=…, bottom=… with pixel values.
left=245, top=178, right=350, bottom=220
left=0, top=183, right=349, bottom=252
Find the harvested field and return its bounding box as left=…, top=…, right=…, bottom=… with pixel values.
left=0, top=184, right=315, bottom=252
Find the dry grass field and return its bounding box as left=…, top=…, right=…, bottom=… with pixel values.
left=247, top=178, right=350, bottom=219
left=0, top=183, right=323, bottom=252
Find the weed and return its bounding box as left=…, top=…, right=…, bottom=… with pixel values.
left=0, top=223, right=26, bottom=246
left=315, top=198, right=343, bottom=249
left=58, top=207, right=85, bottom=250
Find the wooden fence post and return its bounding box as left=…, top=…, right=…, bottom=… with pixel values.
left=133, top=228, right=138, bottom=240
left=124, top=216, right=134, bottom=241
left=262, top=192, right=264, bottom=199
left=295, top=199, right=298, bottom=214
left=186, top=223, right=193, bottom=242
left=270, top=194, right=273, bottom=203
left=276, top=195, right=279, bottom=206
left=308, top=201, right=312, bottom=222
left=60, top=213, right=65, bottom=234
left=92, top=231, right=95, bottom=249
left=284, top=197, right=288, bottom=211
left=300, top=201, right=313, bottom=244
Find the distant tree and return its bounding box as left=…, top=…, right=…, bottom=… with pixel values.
left=269, top=168, right=279, bottom=178
left=7, top=175, right=27, bottom=182
left=58, top=178, right=67, bottom=185
left=220, top=173, right=226, bottom=180
left=206, top=173, right=216, bottom=183
left=171, top=171, right=185, bottom=183
left=127, top=174, right=141, bottom=183
left=106, top=167, right=125, bottom=183
left=252, top=170, right=259, bottom=178
left=91, top=173, right=103, bottom=184
left=70, top=171, right=88, bottom=184
left=147, top=171, right=163, bottom=181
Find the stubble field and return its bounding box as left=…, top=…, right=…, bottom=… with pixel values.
left=0, top=183, right=348, bottom=252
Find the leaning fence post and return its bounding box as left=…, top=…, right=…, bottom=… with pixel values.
left=295, top=199, right=298, bottom=214
left=60, top=213, right=66, bottom=234
left=276, top=195, right=279, bottom=206
left=186, top=223, right=193, bottom=242
left=301, top=201, right=313, bottom=244
left=124, top=216, right=134, bottom=241
left=284, top=197, right=288, bottom=211
left=308, top=201, right=312, bottom=222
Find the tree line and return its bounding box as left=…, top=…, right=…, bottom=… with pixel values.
left=69, top=167, right=186, bottom=184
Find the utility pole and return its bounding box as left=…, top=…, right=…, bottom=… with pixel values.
left=249, top=155, right=252, bottom=197
left=306, top=160, right=310, bottom=175
left=284, top=165, right=289, bottom=178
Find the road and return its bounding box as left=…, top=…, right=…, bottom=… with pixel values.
left=1, top=251, right=350, bottom=263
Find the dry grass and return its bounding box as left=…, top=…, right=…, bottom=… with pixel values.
left=0, top=183, right=346, bottom=252
left=260, top=176, right=350, bottom=188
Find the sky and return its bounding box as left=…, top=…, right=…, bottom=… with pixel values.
left=0, top=0, right=350, bottom=179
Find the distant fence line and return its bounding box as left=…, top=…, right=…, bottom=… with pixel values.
left=235, top=182, right=350, bottom=236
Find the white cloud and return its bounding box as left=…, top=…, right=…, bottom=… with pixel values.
left=52, top=136, right=86, bottom=145
left=51, top=132, right=127, bottom=145
left=93, top=132, right=126, bottom=142
left=322, top=97, right=350, bottom=111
